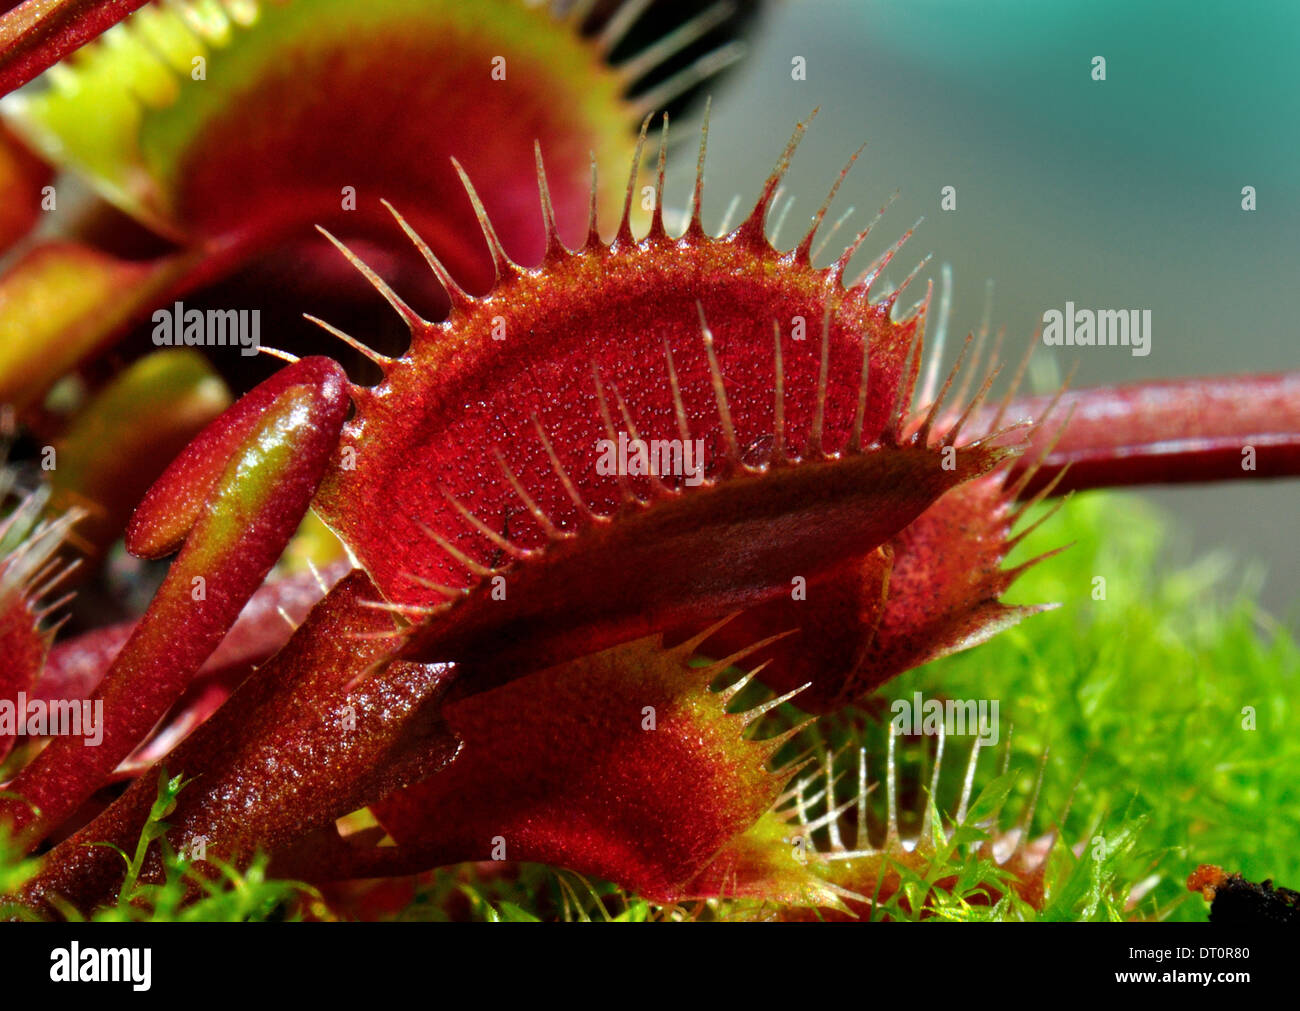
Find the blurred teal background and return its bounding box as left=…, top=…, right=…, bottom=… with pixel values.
left=689, top=0, right=1299, bottom=617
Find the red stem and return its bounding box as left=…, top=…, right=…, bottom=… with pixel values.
left=998, top=371, right=1300, bottom=496
left=0, top=0, right=148, bottom=97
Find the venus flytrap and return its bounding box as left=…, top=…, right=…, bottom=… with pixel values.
left=0, top=0, right=746, bottom=410
left=10, top=117, right=1295, bottom=917
left=0, top=0, right=1294, bottom=923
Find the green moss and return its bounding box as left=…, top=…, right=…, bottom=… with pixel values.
left=2, top=771, right=322, bottom=921
left=884, top=489, right=1300, bottom=921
